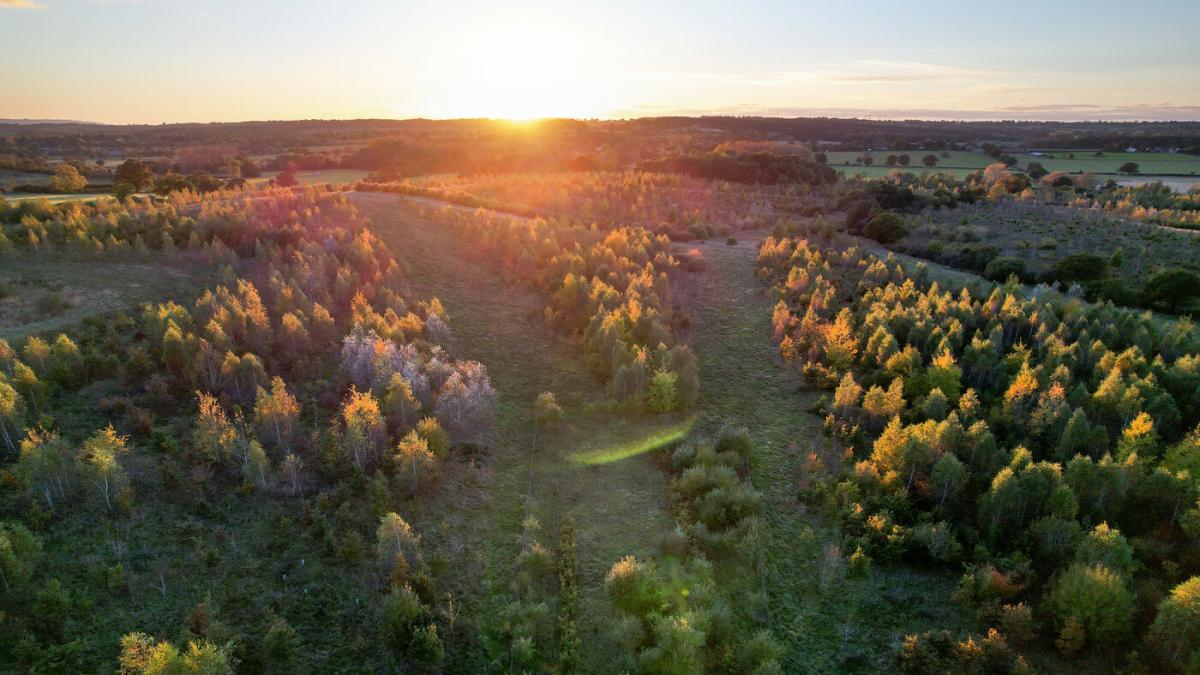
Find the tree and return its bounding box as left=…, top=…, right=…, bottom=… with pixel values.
left=152, top=172, right=194, bottom=196
left=273, top=170, right=299, bottom=188
left=383, top=373, right=421, bottom=431
left=1147, top=577, right=1200, bottom=672
left=50, top=164, right=86, bottom=193
left=377, top=512, right=421, bottom=576
left=395, top=431, right=434, bottom=493
left=532, top=391, right=563, bottom=454
left=1144, top=268, right=1200, bottom=313
left=379, top=584, right=441, bottom=669
left=254, top=377, right=299, bottom=451
left=1046, top=563, right=1133, bottom=652
left=922, top=154, right=938, bottom=168
left=117, top=632, right=235, bottom=674
left=646, top=370, right=679, bottom=413
left=78, top=425, right=130, bottom=512
left=1118, top=162, right=1139, bottom=175
left=898, top=154, right=911, bottom=167
left=1026, top=162, right=1048, bottom=179
left=342, top=386, right=386, bottom=471
left=114, top=159, right=155, bottom=191
left=415, top=417, right=450, bottom=458
left=0, top=379, right=23, bottom=455
left=192, top=392, right=238, bottom=465
left=14, top=428, right=75, bottom=514
left=243, top=440, right=271, bottom=490
left=280, top=453, right=302, bottom=495
left=433, top=362, right=496, bottom=445
left=0, top=520, right=42, bottom=595
left=864, top=213, right=909, bottom=244
left=1075, top=523, right=1134, bottom=576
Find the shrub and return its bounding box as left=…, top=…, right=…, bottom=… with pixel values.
left=983, top=256, right=1027, bottom=282
left=865, top=213, right=910, bottom=244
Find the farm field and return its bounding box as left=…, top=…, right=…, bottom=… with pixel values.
left=827, top=149, right=1200, bottom=185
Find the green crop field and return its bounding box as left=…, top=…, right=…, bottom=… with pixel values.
left=826, top=149, right=1200, bottom=181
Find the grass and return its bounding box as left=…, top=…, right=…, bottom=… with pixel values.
left=350, top=192, right=681, bottom=671
left=674, top=233, right=971, bottom=672
left=568, top=418, right=694, bottom=465
left=0, top=255, right=212, bottom=341
left=826, top=149, right=1200, bottom=181
left=248, top=168, right=369, bottom=187
left=358, top=189, right=973, bottom=672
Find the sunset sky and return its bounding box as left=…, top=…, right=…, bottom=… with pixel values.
left=3, top=0, right=1199, bottom=124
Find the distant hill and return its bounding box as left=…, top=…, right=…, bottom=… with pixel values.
left=0, top=118, right=98, bottom=125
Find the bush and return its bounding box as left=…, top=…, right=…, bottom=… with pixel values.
left=1051, top=254, right=1108, bottom=283
left=864, top=213, right=909, bottom=244
left=983, top=256, right=1027, bottom=282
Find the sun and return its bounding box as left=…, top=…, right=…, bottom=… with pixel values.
left=430, top=16, right=612, bottom=120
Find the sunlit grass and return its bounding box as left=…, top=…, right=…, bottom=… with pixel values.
left=568, top=417, right=695, bottom=466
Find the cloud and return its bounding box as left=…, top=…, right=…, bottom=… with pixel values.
left=0, top=0, right=47, bottom=8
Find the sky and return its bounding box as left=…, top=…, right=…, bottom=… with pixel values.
left=2, top=0, right=1199, bottom=124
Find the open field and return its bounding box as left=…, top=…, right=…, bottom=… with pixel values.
left=0, top=255, right=211, bottom=341
left=827, top=149, right=1200, bottom=186
left=250, top=168, right=369, bottom=187
left=350, top=193, right=688, bottom=671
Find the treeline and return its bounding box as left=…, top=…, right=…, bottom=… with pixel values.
left=640, top=150, right=837, bottom=187
left=759, top=235, right=1200, bottom=671
left=1, top=187, right=494, bottom=671
left=414, top=202, right=700, bottom=412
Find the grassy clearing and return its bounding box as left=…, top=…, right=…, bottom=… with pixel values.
left=349, top=192, right=682, bottom=671
left=249, top=168, right=369, bottom=187
left=568, top=418, right=694, bottom=466
left=674, top=234, right=970, bottom=672
left=0, top=255, right=211, bottom=341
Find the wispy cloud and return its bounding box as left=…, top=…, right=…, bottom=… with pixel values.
left=0, top=0, right=48, bottom=9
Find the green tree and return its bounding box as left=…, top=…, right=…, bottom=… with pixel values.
left=1118, top=162, right=1139, bottom=174
left=1146, top=577, right=1200, bottom=672
left=1144, top=269, right=1200, bottom=313
left=922, top=154, right=938, bottom=168
left=646, top=370, right=679, bottom=413
left=114, top=159, right=155, bottom=191
left=78, top=425, right=130, bottom=512
left=0, top=520, right=42, bottom=594
left=1046, top=563, right=1133, bottom=651
left=1026, top=162, right=1048, bottom=179
left=864, top=213, right=909, bottom=244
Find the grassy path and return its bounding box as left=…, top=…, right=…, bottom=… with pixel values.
left=678, top=234, right=968, bottom=672
left=350, top=193, right=685, bottom=671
